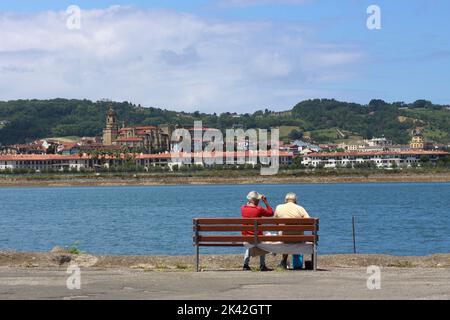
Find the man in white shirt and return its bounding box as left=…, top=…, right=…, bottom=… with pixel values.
left=275, top=192, right=310, bottom=269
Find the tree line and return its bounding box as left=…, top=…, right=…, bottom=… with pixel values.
left=0, top=98, right=449, bottom=145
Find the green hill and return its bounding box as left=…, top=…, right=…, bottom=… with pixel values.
left=0, top=98, right=449, bottom=145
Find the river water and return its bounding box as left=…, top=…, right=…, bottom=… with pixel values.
left=0, top=182, right=449, bottom=256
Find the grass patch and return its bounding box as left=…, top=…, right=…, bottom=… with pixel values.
left=388, top=260, right=415, bottom=268
left=65, top=241, right=81, bottom=255
left=278, top=126, right=300, bottom=139
left=306, top=128, right=363, bottom=144
left=174, top=263, right=191, bottom=271
left=46, top=136, right=81, bottom=142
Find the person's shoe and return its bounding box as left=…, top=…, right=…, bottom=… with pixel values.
left=243, top=265, right=251, bottom=271
left=278, top=260, right=288, bottom=270
left=260, top=265, right=273, bottom=272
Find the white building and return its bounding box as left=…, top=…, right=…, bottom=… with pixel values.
left=0, top=154, right=90, bottom=171
left=301, top=150, right=449, bottom=169
left=364, top=137, right=392, bottom=147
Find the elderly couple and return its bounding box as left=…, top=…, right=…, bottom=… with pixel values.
left=241, top=191, right=310, bottom=271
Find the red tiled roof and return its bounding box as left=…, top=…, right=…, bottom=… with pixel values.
left=3, top=150, right=448, bottom=162
left=0, top=151, right=294, bottom=161
left=139, top=153, right=172, bottom=159
left=114, top=138, right=143, bottom=142
left=60, top=143, right=79, bottom=148
left=139, top=151, right=293, bottom=159
left=135, top=126, right=158, bottom=130
left=13, top=144, right=41, bottom=149
left=119, top=126, right=158, bottom=131
left=0, top=154, right=89, bottom=161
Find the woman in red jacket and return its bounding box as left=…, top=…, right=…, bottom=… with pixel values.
left=241, top=191, right=274, bottom=271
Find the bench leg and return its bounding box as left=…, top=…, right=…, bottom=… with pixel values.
left=195, top=245, right=199, bottom=272
left=312, top=244, right=317, bottom=271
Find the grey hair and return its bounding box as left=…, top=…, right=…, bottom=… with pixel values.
left=285, top=192, right=297, bottom=203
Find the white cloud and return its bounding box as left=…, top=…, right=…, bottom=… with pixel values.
left=0, top=6, right=364, bottom=113
left=302, top=52, right=364, bottom=69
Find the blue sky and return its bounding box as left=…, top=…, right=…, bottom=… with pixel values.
left=0, top=0, right=449, bottom=112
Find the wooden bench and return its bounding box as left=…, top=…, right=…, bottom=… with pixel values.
left=193, top=218, right=319, bottom=272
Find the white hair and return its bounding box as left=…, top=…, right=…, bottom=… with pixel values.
left=247, top=191, right=261, bottom=201
left=285, top=192, right=297, bottom=203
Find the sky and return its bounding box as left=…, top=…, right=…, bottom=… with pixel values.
left=0, top=0, right=449, bottom=113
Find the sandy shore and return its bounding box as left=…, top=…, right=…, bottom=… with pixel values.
left=2, top=251, right=450, bottom=270
left=1, top=172, right=450, bottom=187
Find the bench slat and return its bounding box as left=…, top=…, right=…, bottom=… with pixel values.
left=196, top=225, right=316, bottom=232
left=197, top=235, right=317, bottom=243
left=196, top=243, right=244, bottom=247
left=195, top=218, right=318, bottom=225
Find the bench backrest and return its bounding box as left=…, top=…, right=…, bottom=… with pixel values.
left=193, top=218, right=319, bottom=247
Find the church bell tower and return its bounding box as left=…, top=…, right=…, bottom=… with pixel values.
left=102, top=107, right=119, bottom=145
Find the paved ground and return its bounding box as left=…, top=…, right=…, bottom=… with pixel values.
left=1, top=267, right=449, bottom=300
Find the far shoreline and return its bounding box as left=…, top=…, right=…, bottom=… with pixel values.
left=1, top=171, right=450, bottom=187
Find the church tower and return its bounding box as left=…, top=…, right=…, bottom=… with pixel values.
left=102, top=107, right=119, bottom=145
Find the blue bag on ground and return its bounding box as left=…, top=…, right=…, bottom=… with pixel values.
left=292, top=254, right=304, bottom=269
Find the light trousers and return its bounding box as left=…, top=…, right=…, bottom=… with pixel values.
left=243, top=249, right=266, bottom=267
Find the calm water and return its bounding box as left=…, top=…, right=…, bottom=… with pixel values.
left=0, top=183, right=449, bottom=256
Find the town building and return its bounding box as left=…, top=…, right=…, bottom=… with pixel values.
left=0, top=146, right=19, bottom=155
left=0, top=151, right=294, bottom=172
left=9, top=143, right=46, bottom=154
left=116, top=126, right=171, bottom=153
left=364, top=137, right=392, bottom=147
left=2, top=148, right=449, bottom=172
left=337, top=135, right=437, bottom=153
left=102, top=107, right=119, bottom=146
left=0, top=154, right=91, bottom=172
left=102, top=107, right=172, bottom=153
left=300, top=150, right=449, bottom=169
left=291, top=140, right=322, bottom=152
left=410, top=134, right=425, bottom=150
left=339, top=137, right=392, bottom=152
left=318, top=144, right=338, bottom=152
